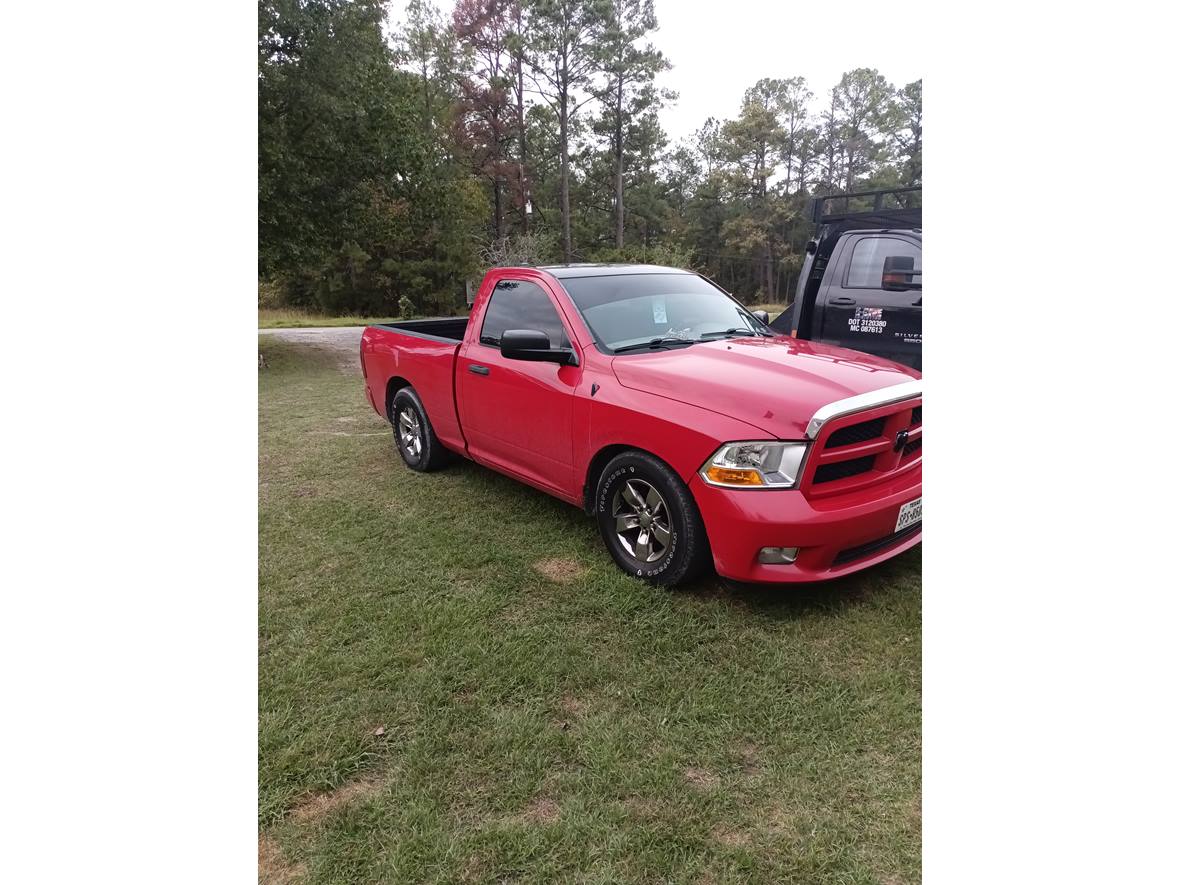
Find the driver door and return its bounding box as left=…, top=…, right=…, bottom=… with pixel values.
left=819, top=234, right=923, bottom=368
left=455, top=278, right=582, bottom=496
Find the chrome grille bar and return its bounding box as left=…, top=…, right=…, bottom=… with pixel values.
left=805, top=380, right=922, bottom=440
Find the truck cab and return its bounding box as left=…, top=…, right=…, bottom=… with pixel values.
left=771, top=188, right=922, bottom=369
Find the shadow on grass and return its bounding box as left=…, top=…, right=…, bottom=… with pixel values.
left=683, top=545, right=921, bottom=621
left=438, top=454, right=920, bottom=621
left=259, top=335, right=347, bottom=374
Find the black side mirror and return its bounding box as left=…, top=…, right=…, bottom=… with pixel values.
left=752, top=310, right=770, bottom=324
left=500, top=329, right=578, bottom=366
left=882, top=256, right=922, bottom=292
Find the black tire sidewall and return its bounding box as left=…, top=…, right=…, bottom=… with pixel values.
left=391, top=388, right=433, bottom=470
left=595, top=453, right=705, bottom=586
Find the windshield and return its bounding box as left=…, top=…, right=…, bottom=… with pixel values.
left=558, top=273, right=764, bottom=352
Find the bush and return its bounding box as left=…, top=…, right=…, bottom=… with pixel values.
left=479, top=231, right=558, bottom=270
left=258, top=278, right=286, bottom=309
left=584, top=242, right=699, bottom=271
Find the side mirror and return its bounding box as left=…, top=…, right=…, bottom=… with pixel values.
left=752, top=310, right=770, bottom=324
left=500, top=329, right=578, bottom=366
left=882, top=255, right=922, bottom=292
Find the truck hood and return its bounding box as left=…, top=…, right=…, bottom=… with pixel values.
left=609, top=335, right=920, bottom=439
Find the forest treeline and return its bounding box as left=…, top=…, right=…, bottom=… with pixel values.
left=259, top=0, right=922, bottom=314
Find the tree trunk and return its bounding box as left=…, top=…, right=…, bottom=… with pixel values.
left=767, top=241, right=777, bottom=301
left=614, top=75, right=624, bottom=249
left=421, top=59, right=431, bottom=131
left=784, top=133, right=793, bottom=194
left=493, top=179, right=503, bottom=240
left=515, top=48, right=528, bottom=233
left=559, top=90, right=572, bottom=263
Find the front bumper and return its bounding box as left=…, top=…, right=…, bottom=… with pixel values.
left=689, top=465, right=921, bottom=583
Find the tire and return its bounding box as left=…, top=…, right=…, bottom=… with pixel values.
left=594, top=450, right=711, bottom=588
left=390, top=387, right=451, bottom=472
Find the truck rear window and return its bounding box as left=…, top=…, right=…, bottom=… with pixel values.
left=846, top=237, right=921, bottom=288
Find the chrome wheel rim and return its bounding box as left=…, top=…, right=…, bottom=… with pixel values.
left=397, top=407, right=422, bottom=459
left=611, top=478, right=671, bottom=563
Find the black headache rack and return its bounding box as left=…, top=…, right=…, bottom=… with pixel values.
left=772, top=187, right=921, bottom=336
left=805, top=186, right=922, bottom=287
left=806, top=186, right=922, bottom=231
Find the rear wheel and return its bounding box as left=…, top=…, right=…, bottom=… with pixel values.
left=390, top=387, right=450, bottom=472
left=594, top=450, right=711, bottom=587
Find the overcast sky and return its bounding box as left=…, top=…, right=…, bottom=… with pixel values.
left=654, top=1, right=923, bottom=144
left=385, top=0, right=922, bottom=145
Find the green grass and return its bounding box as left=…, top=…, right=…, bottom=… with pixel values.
left=259, top=337, right=921, bottom=884
left=259, top=308, right=400, bottom=329
left=259, top=307, right=471, bottom=329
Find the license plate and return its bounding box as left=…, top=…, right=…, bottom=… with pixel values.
left=895, top=497, right=922, bottom=533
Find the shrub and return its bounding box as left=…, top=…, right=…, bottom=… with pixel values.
left=479, top=231, right=559, bottom=270
left=258, top=278, right=286, bottom=309
left=584, top=242, right=699, bottom=271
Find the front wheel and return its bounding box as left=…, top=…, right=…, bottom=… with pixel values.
left=594, top=451, right=711, bottom=587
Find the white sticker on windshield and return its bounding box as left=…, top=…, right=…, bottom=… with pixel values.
left=652, top=297, right=667, bottom=324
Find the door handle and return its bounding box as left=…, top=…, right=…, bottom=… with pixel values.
left=830, top=296, right=857, bottom=306
left=468, top=364, right=490, bottom=376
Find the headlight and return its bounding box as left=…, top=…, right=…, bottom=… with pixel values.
left=699, top=441, right=808, bottom=489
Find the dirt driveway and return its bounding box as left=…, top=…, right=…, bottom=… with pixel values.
left=258, top=326, right=364, bottom=373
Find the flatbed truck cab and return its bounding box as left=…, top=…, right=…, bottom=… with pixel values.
left=771, top=187, right=922, bottom=369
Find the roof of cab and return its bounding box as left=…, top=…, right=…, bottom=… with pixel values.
left=536, top=263, right=691, bottom=279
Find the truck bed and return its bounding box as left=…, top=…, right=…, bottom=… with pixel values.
left=362, top=318, right=469, bottom=455
left=372, top=317, right=469, bottom=343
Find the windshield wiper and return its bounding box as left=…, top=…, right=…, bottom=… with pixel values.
left=698, top=326, right=771, bottom=339
left=612, top=337, right=698, bottom=354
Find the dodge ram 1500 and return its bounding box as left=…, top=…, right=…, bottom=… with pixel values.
left=360, top=264, right=921, bottom=587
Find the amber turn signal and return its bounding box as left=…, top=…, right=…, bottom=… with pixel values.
left=704, top=466, right=764, bottom=486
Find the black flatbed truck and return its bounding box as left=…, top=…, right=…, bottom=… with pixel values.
left=771, top=187, right=922, bottom=369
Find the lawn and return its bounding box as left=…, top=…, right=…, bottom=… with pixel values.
left=258, top=336, right=921, bottom=884
left=259, top=308, right=403, bottom=329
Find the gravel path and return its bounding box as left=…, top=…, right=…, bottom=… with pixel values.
left=258, top=326, right=365, bottom=373
left=257, top=326, right=364, bottom=352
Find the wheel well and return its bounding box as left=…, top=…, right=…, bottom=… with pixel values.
left=583, top=444, right=669, bottom=513
left=384, top=376, right=412, bottom=421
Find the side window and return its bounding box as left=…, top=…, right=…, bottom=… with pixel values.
left=479, top=279, right=569, bottom=349
left=845, top=237, right=921, bottom=289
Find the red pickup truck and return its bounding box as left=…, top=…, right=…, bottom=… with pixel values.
left=361, top=264, right=921, bottom=587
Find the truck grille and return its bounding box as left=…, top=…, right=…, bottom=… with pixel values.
left=814, top=456, right=876, bottom=484
left=803, top=394, right=921, bottom=495
left=825, top=417, right=886, bottom=449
